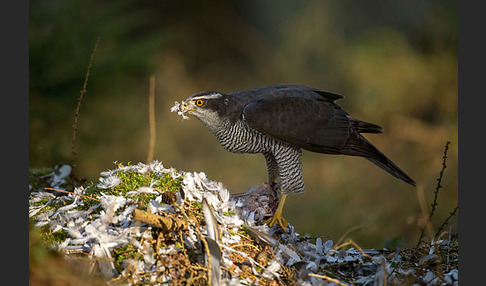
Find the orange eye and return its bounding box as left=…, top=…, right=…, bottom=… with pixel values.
left=195, top=99, right=204, bottom=106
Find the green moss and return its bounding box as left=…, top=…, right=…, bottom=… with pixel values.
left=238, top=225, right=251, bottom=237
left=30, top=162, right=187, bottom=255
left=110, top=163, right=183, bottom=197
left=29, top=167, right=54, bottom=177
left=223, top=209, right=236, bottom=216
left=67, top=183, right=101, bottom=210
left=158, top=172, right=183, bottom=193
left=136, top=193, right=159, bottom=210
left=30, top=195, right=75, bottom=216
left=113, top=243, right=144, bottom=272
left=37, top=223, right=69, bottom=246
left=30, top=195, right=53, bottom=207
left=29, top=167, right=54, bottom=192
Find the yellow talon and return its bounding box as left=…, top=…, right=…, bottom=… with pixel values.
left=264, top=194, right=289, bottom=232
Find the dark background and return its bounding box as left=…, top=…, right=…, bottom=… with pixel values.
left=29, top=0, right=457, bottom=248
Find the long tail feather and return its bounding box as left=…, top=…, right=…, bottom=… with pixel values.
left=344, top=132, right=416, bottom=186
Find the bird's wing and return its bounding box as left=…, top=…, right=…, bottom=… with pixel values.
left=242, top=94, right=416, bottom=186
left=242, top=96, right=352, bottom=154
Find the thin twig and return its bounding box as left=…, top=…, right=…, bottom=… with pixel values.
left=71, top=37, right=101, bottom=164
left=146, top=75, right=156, bottom=164
left=230, top=243, right=261, bottom=252
left=308, top=273, right=349, bottom=286
left=429, top=141, right=450, bottom=220
left=44, top=187, right=101, bottom=202
left=435, top=206, right=458, bottom=238
left=417, top=141, right=450, bottom=246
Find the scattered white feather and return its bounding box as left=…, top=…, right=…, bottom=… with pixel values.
left=262, top=259, right=281, bottom=279
left=43, top=164, right=72, bottom=188
left=315, top=237, right=323, bottom=255
left=324, top=239, right=333, bottom=254
left=279, top=244, right=301, bottom=265
left=97, top=174, right=121, bottom=189
left=136, top=186, right=158, bottom=194
left=305, top=261, right=318, bottom=272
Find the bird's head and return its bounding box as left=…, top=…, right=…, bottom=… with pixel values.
left=172, top=91, right=231, bottom=130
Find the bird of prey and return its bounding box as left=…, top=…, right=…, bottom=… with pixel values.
left=172, top=84, right=415, bottom=230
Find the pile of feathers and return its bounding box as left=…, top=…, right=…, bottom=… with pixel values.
left=29, top=161, right=458, bottom=285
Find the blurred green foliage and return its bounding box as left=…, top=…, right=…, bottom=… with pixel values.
left=29, top=0, right=457, bottom=248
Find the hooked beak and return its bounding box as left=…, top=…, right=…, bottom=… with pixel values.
left=180, top=101, right=191, bottom=112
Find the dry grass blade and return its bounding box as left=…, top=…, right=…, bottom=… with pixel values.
left=334, top=224, right=363, bottom=249
left=146, top=75, right=156, bottom=164
left=435, top=206, right=458, bottom=238
left=308, top=273, right=349, bottom=286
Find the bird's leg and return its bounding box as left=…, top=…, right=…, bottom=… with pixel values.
left=263, top=152, right=289, bottom=231
left=264, top=194, right=289, bottom=231
left=263, top=152, right=279, bottom=183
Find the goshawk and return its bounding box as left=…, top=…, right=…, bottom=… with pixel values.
left=172, top=84, right=415, bottom=230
